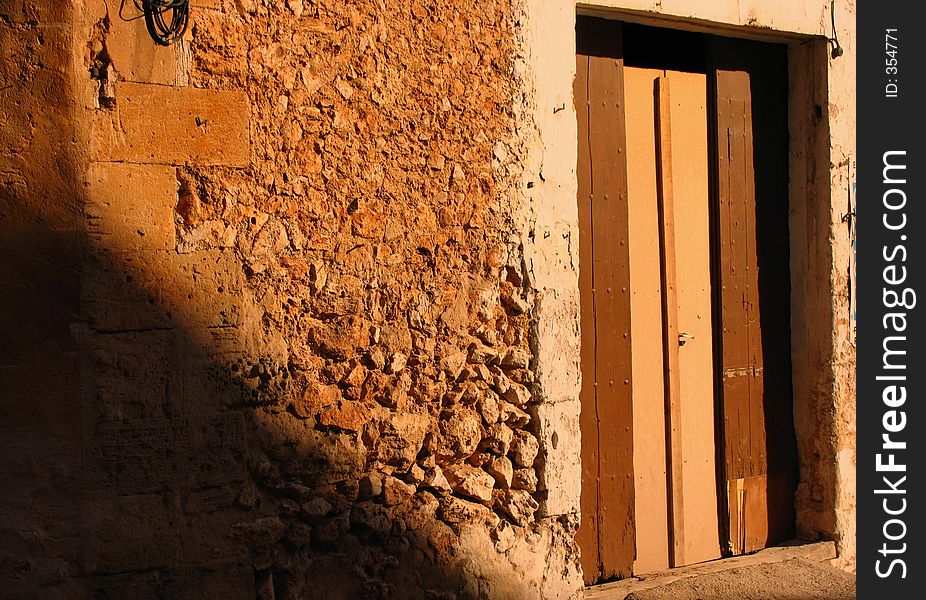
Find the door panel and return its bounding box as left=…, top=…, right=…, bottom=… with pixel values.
left=710, top=37, right=796, bottom=555
left=625, top=66, right=669, bottom=575
left=626, top=68, right=720, bottom=572
left=575, top=50, right=600, bottom=583
left=668, top=71, right=721, bottom=566
left=576, top=18, right=636, bottom=584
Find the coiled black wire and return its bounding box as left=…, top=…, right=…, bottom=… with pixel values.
left=136, top=0, right=189, bottom=46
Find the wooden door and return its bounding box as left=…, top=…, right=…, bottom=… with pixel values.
left=661, top=71, right=722, bottom=568
left=625, top=68, right=721, bottom=573
left=624, top=66, right=669, bottom=575
left=575, top=18, right=635, bottom=585
left=576, top=20, right=797, bottom=584
left=709, top=37, right=797, bottom=556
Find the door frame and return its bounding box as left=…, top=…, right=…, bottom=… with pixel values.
left=508, top=1, right=853, bottom=590
left=570, top=8, right=845, bottom=585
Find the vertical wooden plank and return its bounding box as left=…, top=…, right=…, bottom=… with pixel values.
left=722, top=84, right=757, bottom=482
left=710, top=36, right=797, bottom=556
left=717, top=67, right=765, bottom=553
left=576, top=17, right=635, bottom=583
left=654, top=76, right=685, bottom=569
left=575, top=51, right=601, bottom=585
left=588, top=51, right=635, bottom=584
left=741, top=91, right=768, bottom=481
left=625, top=66, right=670, bottom=575
left=668, top=70, right=721, bottom=566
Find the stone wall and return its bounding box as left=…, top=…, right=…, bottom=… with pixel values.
left=2, top=0, right=581, bottom=598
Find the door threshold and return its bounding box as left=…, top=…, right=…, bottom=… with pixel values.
left=585, top=540, right=837, bottom=599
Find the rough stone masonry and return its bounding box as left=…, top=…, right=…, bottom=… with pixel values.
left=1, top=0, right=582, bottom=598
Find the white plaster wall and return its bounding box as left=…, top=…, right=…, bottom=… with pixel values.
left=579, top=0, right=828, bottom=36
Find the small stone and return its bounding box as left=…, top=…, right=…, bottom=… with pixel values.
left=477, top=392, right=500, bottom=425
left=310, top=262, right=327, bottom=293
left=390, top=518, right=408, bottom=538
left=335, top=78, right=353, bottom=100
left=382, top=476, right=416, bottom=506
left=428, top=153, right=446, bottom=170
left=500, top=402, right=530, bottom=427
left=368, top=347, right=386, bottom=370
left=501, top=348, right=530, bottom=369
left=385, top=352, right=407, bottom=374
left=235, top=0, right=256, bottom=15
left=500, top=287, right=530, bottom=314
left=406, top=463, right=426, bottom=485
left=441, top=350, right=467, bottom=379
left=379, top=412, right=429, bottom=470
left=492, top=522, right=516, bottom=553
left=486, top=456, right=513, bottom=489
left=404, top=493, right=440, bottom=530
left=509, top=430, right=539, bottom=468
left=466, top=451, right=493, bottom=468
left=468, top=344, right=498, bottom=365
left=311, top=315, right=368, bottom=360
left=358, top=474, right=383, bottom=500
left=476, top=325, right=499, bottom=346
left=481, top=422, right=513, bottom=456
left=460, top=381, right=481, bottom=404
left=473, top=364, right=494, bottom=382
left=318, top=400, right=370, bottom=433
left=286, top=0, right=304, bottom=18
left=492, top=372, right=511, bottom=396
left=336, top=479, right=360, bottom=503
left=493, top=142, right=509, bottom=162
left=342, top=363, right=368, bottom=389
left=423, top=466, right=451, bottom=496
left=502, top=382, right=531, bottom=407
left=458, top=366, right=477, bottom=381
left=498, top=490, right=538, bottom=526
left=512, top=468, right=538, bottom=492
left=236, top=482, right=260, bottom=509
left=443, top=464, right=495, bottom=504
left=278, top=481, right=313, bottom=501
left=279, top=499, right=300, bottom=518
left=438, top=406, right=483, bottom=459
left=300, top=497, right=333, bottom=524
left=313, top=517, right=343, bottom=547
left=437, top=496, right=494, bottom=524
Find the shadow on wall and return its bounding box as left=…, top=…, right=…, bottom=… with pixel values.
left=0, top=2, right=568, bottom=599
left=2, top=214, right=523, bottom=599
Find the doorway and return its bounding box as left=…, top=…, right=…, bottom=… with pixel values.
left=575, top=17, right=798, bottom=585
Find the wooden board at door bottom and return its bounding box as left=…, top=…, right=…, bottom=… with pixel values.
left=726, top=471, right=796, bottom=555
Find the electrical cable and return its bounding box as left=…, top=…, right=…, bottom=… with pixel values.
left=135, top=0, right=189, bottom=46
left=829, top=0, right=844, bottom=59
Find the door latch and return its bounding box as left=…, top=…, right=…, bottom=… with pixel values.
left=678, top=332, right=695, bottom=346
